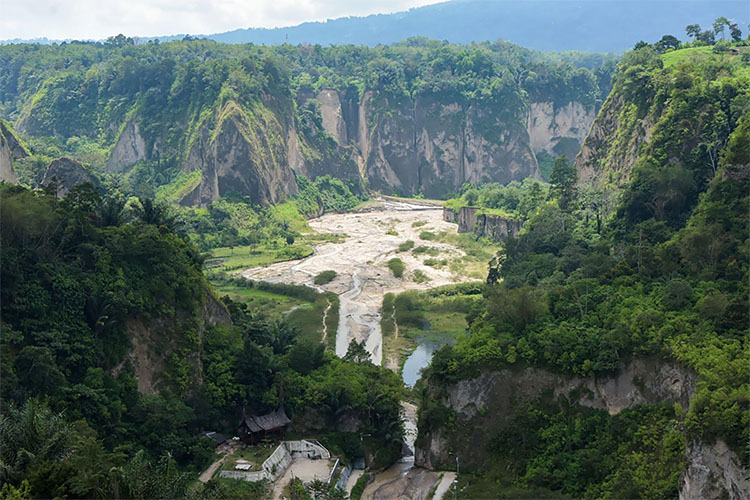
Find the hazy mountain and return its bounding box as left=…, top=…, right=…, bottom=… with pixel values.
left=164, top=0, right=748, bottom=53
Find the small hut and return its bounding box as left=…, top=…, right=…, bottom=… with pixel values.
left=239, top=408, right=291, bottom=444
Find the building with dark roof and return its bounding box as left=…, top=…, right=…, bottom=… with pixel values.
left=239, top=408, right=291, bottom=444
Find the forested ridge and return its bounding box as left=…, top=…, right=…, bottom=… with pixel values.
left=417, top=42, right=750, bottom=498
left=0, top=37, right=614, bottom=199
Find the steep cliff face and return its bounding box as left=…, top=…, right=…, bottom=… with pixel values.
left=575, top=93, right=655, bottom=188
left=360, top=95, right=540, bottom=198
left=0, top=121, right=27, bottom=184
left=527, top=101, right=596, bottom=158
left=416, top=358, right=696, bottom=470
left=680, top=440, right=750, bottom=500
left=316, top=89, right=348, bottom=144
left=106, top=117, right=148, bottom=172
left=117, top=291, right=232, bottom=394
left=180, top=100, right=298, bottom=207
left=303, top=92, right=598, bottom=197
left=41, top=157, right=97, bottom=196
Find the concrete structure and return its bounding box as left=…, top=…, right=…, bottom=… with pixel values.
left=219, top=440, right=331, bottom=483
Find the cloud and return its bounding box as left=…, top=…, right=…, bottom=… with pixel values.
left=0, top=0, right=445, bottom=40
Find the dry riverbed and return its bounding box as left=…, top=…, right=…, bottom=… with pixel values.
left=241, top=199, right=482, bottom=366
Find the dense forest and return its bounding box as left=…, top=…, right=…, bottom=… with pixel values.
left=418, top=40, right=750, bottom=498
left=0, top=183, right=402, bottom=498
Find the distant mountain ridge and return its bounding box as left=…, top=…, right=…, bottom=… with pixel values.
left=3, top=0, right=747, bottom=52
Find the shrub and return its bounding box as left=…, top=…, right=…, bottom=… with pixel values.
left=387, top=258, right=405, bottom=278
left=412, top=270, right=430, bottom=283
left=419, top=231, right=436, bottom=240
left=313, top=270, right=337, bottom=285
left=398, top=240, right=415, bottom=252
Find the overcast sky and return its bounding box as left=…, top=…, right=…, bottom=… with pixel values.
left=1, top=0, right=446, bottom=40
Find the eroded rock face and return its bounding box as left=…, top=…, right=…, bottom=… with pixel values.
left=181, top=101, right=298, bottom=206
left=415, top=358, right=696, bottom=470
left=361, top=95, right=540, bottom=198
left=41, top=157, right=97, bottom=196
left=680, top=440, right=750, bottom=500
left=575, top=94, right=655, bottom=188
left=527, top=101, right=596, bottom=158
left=114, top=291, right=231, bottom=394
left=106, top=117, right=148, bottom=172
left=317, top=89, right=348, bottom=144
left=0, top=121, right=28, bottom=184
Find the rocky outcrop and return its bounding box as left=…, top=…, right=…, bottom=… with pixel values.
left=116, top=291, right=231, bottom=394
left=106, top=117, right=148, bottom=172
left=527, top=101, right=596, bottom=159
left=447, top=206, right=522, bottom=241
left=180, top=100, right=298, bottom=207
left=680, top=440, right=750, bottom=500
left=317, top=89, right=348, bottom=144
left=416, top=357, right=696, bottom=470
left=359, top=95, right=540, bottom=198
left=0, top=121, right=28, bottom=184
left=575, top=94, right=655, bottom=188
left=41, top=157, right=97, bottom=196
left=442, top=207, right=457, bottom=223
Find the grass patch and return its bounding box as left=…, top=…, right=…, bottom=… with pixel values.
left=314, top=270, right=337, bottom=285
left=221, top=446, right=276, bottom=472
left=386, top=228, right=399, bottom=236
left=398, top=240, right=415, bottom=252
left=412, top=245, right=440, bottom=256
left=419, top=230, right=437, bottom=240
left=387, top=258, right=405, bottom=278
left=412, top=270, right=430, bottom=284
left=412, top=220, right=427, bottom=227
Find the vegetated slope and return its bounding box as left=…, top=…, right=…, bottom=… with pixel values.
left=0, top=38, right=612, bottom=201
left=0, top=184, right=403, bottom=498
left=414, top=45, right=749, bottom=499
left=145, top=0, right=748, bottom=54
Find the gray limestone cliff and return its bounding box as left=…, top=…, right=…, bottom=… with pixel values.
left=444, top=206, right=522, bottom=241
left=575, top=93, right=656, bottom=189
left=180, top=101, right=298, bottom=207
left=416, top=358, right=749, bottom=499
left=0, top=121, right=28, bottom=184
left=41, top=157, right=97, bottom=196
left=416, top=358, right=696, bottom=469
left=106, top=117, right=149, bottom=172
left=527, top=101, right=596, bottom=159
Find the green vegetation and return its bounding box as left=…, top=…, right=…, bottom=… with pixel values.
left=313, top=270, right=337, bottom=285
left=419, top=230, right=436, bottom=240
left=444, top=178, right=549, bottom=221
left=381, top=284, right=483, bottom=369
left=0, top=184, right=403, bottom=498
left=397, top=240, right=415, bottom=252
left=386, top=258, right=405, bottom=278
left=420, top=43, right=750, bottom=498
left=411, top=270, right=430, bottom=284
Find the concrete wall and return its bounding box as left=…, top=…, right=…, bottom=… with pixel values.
left=443, top=207, right=458, bottom=223
left=219, top=440, right=331, bottom=483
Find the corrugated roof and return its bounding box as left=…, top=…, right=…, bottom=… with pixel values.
left=242, top=408, right=291, bottom=432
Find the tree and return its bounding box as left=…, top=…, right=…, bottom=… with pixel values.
left=729, top=23, right=742, bottom=42
left=697, top=30, right=716, bottom=44
left=655, top=35, right=680, bottom=53
left=685, top=24, right=701, bottom=40
left=549, top=155, right=577, bottom=211
left=344, top=340, right=371, bottom=364
left=712, top=17, right=730, bottom=39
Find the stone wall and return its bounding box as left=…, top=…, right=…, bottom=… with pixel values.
left=449, top=206, right=522, bottom=242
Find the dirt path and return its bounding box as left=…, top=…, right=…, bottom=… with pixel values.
left=241, top=200, right=467, bottom=364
